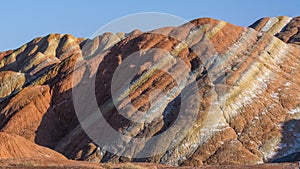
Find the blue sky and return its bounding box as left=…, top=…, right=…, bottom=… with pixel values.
left=0, top=0, right=299, bottom=51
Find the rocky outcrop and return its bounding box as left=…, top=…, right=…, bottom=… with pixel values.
left=0, top=16, right=300, bottom=168
left=250, top=16, right=300, bottom=45
left=0, top=71, right=25, bottom=101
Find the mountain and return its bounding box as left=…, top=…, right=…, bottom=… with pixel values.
left=0, top=16, right=299, bottom=168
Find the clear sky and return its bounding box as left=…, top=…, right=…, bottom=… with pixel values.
left=0, top=0, right=299, bottom=51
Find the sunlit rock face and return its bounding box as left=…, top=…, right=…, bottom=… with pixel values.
left=250, top=16, right=300, bottom=45
left=0, top=16, right=300, bottom=167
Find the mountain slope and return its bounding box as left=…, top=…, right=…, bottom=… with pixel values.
left=0, top=16, right=300, bottom=168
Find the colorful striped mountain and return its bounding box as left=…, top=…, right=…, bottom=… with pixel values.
left=0, top=16, right=299, bottom=168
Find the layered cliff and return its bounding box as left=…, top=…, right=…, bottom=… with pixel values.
left=0, top=16, right=300, bottom=168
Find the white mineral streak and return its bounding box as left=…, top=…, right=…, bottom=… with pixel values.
left=289, top=107, right=300, bottom=115
left=279, top=17, right=292, bottom=32
left=261, top=18, right=279, bottom=33
left=261, top=17, right=292, bottom=35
